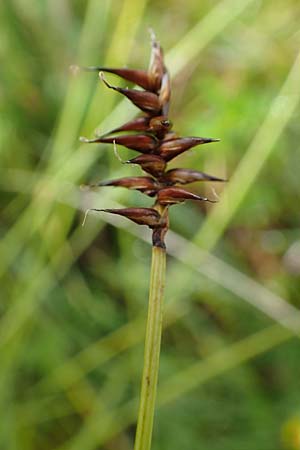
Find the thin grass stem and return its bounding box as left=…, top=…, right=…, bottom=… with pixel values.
left=134, top=244, right=166, bottom=450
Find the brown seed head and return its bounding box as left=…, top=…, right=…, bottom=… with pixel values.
left=81, top=33, right=222, bottom=248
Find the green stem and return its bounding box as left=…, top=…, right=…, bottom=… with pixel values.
left=133, top=244, right=166, bottom=450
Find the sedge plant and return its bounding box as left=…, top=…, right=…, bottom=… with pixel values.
left=79, top=31, right=224, bottom=450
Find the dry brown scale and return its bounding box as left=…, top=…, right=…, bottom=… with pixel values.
left=81, top=32, right=225, bottom=248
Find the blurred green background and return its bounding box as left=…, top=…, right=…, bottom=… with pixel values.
left=1, top=0, right=300, bottom=449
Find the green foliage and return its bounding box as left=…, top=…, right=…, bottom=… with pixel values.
left=1, top=0, right=300, bottom=449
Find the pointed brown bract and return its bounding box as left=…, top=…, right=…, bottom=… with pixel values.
left=158, top=137, right=220, bottom=161
left=128, top=154, right=167, bottom=177
left=97, top=176, right=158, bottom=196
left=81, top=66, right=153, bottom=90
left=98, top=208, right=163, bottom=228
left=100, top=73, right=162, bottom=115
left=164, top=168, right=227, bottom=184
left=102, top=115, right=172, bottom=138
left=157, top=187, right=217, bottom=205
left=102, top=117, right=151, bottom=135
left=81, top=134, right=158, bottom=153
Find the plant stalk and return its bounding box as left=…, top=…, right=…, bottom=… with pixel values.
left=133, top=243, right=166, bottom=450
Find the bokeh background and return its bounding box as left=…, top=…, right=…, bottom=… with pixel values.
left=1, top=0, right=300, bottom=449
